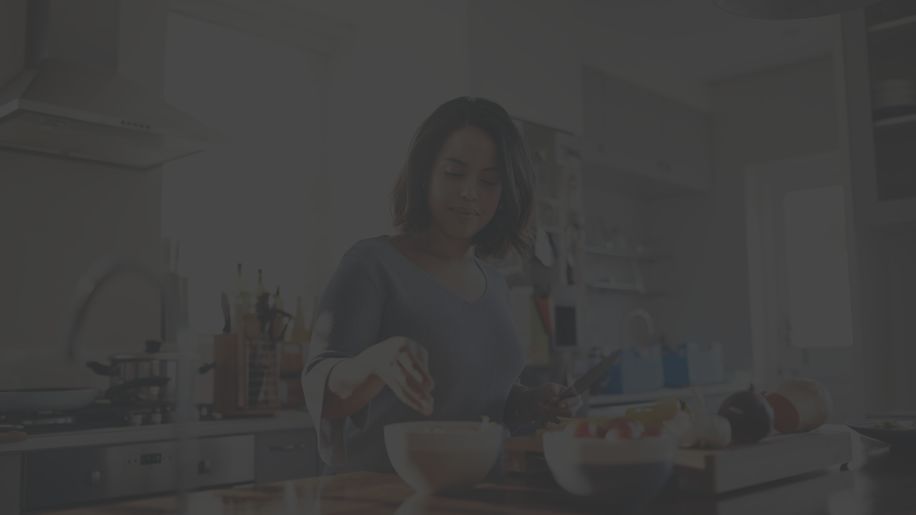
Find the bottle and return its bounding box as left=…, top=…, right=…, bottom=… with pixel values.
left=273, top=286, right=284, bottom=312
left=234, top=263, right=252, bottom=333
left=256, top=269, right=267, bottom=298
left=290, top=296, right=311, bottom=344
left=270, top=286, right=287, bottom=342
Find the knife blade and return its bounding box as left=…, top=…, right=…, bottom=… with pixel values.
left=221, top=292, right=232, bottom=334
left=559, top=349, right=622, bottom=400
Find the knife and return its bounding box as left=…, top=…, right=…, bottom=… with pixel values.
left=221, top=292, right=232, bottom=334
left=558, top=349, right=622, bottom=401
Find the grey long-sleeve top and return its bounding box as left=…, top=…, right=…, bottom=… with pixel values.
left=301, top=236, right=526, bottom=474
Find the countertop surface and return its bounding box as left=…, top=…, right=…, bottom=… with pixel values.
left=0, top=410, right=313, bottom=453
left=34, top=435, right=916, bottom=515
left=586, top=381, right=747, bottom=408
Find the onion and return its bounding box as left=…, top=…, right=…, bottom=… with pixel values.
left=686, top=414, right=732, bottom=449
left=718, top=385, right=773, bottom=444
left=698, top=415, right=732, bottom=448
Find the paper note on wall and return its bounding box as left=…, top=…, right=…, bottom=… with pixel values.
left=529, top=299, right=552, bottom=366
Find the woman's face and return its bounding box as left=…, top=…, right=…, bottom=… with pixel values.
left=427, top=126, right=503, bottom=243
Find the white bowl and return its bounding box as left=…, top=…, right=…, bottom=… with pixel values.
left=543, top=431, right=675, bottom=507
left=384, top=421, right=504, bottom=494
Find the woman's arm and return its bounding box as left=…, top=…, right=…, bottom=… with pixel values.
left=322, top=356, right=385, bottom=420
left=321, top=336, right=435, bottom=420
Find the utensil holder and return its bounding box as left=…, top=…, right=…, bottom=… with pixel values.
left=213, top=333, right=280, bottom=417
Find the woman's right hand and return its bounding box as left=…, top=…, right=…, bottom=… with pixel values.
left=356, top=336, right=435, bottom=416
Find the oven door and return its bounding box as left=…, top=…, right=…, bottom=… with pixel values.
left=22, top=435, right=254, bottom=511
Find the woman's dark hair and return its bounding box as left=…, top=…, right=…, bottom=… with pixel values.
left=392, top=96, right=534, bottom=259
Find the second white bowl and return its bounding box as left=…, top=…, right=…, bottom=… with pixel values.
left=384, top=421, right=504, bottom=494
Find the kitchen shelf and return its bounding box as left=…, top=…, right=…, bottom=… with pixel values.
left=584, top=246, right=668, bottom=262
left=581, top=145, right=709, bottom=200
left=875, top=112, right=916, bottom=129
left=868, top=14, right=916, bottom=34
left=586, top=282, right=663, bottom=297
left=0, top=410, right=313, bottom=454
left=586, top=381, right=747, bottom=408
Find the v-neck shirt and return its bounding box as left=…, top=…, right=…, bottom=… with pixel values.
left=302, top=236, right=526, bottom=474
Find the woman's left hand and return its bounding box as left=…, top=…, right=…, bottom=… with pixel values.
left=507, top=383, right=583, bottom=426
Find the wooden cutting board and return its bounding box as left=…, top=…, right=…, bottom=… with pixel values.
left=674, top=427, right=853, bottom=494
left=504, top=427, right=853, bottom=495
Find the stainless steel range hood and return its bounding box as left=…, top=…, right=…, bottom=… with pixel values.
left=0, top=1, right=217, bottom=169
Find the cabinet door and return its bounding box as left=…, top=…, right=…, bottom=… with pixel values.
left=255, top=429, right=319, bottom=483
left=0, top=453, right=20, bottom=515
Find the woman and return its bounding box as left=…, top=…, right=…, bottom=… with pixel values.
left=302, top=97, right=578, bottom=474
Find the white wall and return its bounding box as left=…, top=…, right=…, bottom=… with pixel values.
left=466, top=0, right=582, bottom=134
left=160, top=14, right=326, bottom=334
left=571, top=2, right=711, bottom=111
left=310, top=0, right=472, bottom=282
left=0, top=0, right=169, bottom=390
left=464, top=0, right=710, bottom=136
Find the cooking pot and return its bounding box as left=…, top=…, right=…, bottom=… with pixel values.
left=87, top=350, right=177, bottom=404
left=87, top=341, right=216, bottom=405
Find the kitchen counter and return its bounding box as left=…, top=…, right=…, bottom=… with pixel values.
left=34, top=436, right=916, bottom=515
left=587, top=381, right=748, bottom=408
left=0, top=410, right=313, bottom=453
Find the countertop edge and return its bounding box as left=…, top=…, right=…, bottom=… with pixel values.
left=0, top=410, right=314, bottom=453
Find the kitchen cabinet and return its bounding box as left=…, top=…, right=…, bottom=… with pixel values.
left=21, top=435, right=255, bottom=512
left=842, top=1, right=916, bottom=225
left=581, top=65, right=712, bottom=199
left=254, top=429, right=319, bottom=484
left=33, top=446, right=916, bottom=515
left=0, top=453, right=21, bottom=515
left=0, top=413, right=314, bottom=515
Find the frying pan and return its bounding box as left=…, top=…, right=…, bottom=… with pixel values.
left=0, top=387, right=100, bottom=412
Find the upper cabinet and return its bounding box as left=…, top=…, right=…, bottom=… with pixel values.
left=842, top=0, right=916, bottom=224
left=465, top=1, right=582, bottom=134
left=580, top=66, right=712, bottom=200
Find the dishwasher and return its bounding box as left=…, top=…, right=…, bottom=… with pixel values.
left=21, top=435, right=255, bottom=512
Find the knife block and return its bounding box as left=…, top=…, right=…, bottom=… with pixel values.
left=213, top=333, right=280, bottom=417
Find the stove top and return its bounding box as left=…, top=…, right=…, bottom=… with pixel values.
left=0, top=402, right=174, bottom=434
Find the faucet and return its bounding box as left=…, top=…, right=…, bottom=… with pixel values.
left=67, top=257, right=170, bottom=361
left=66, top=256, right=194, bottom=513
